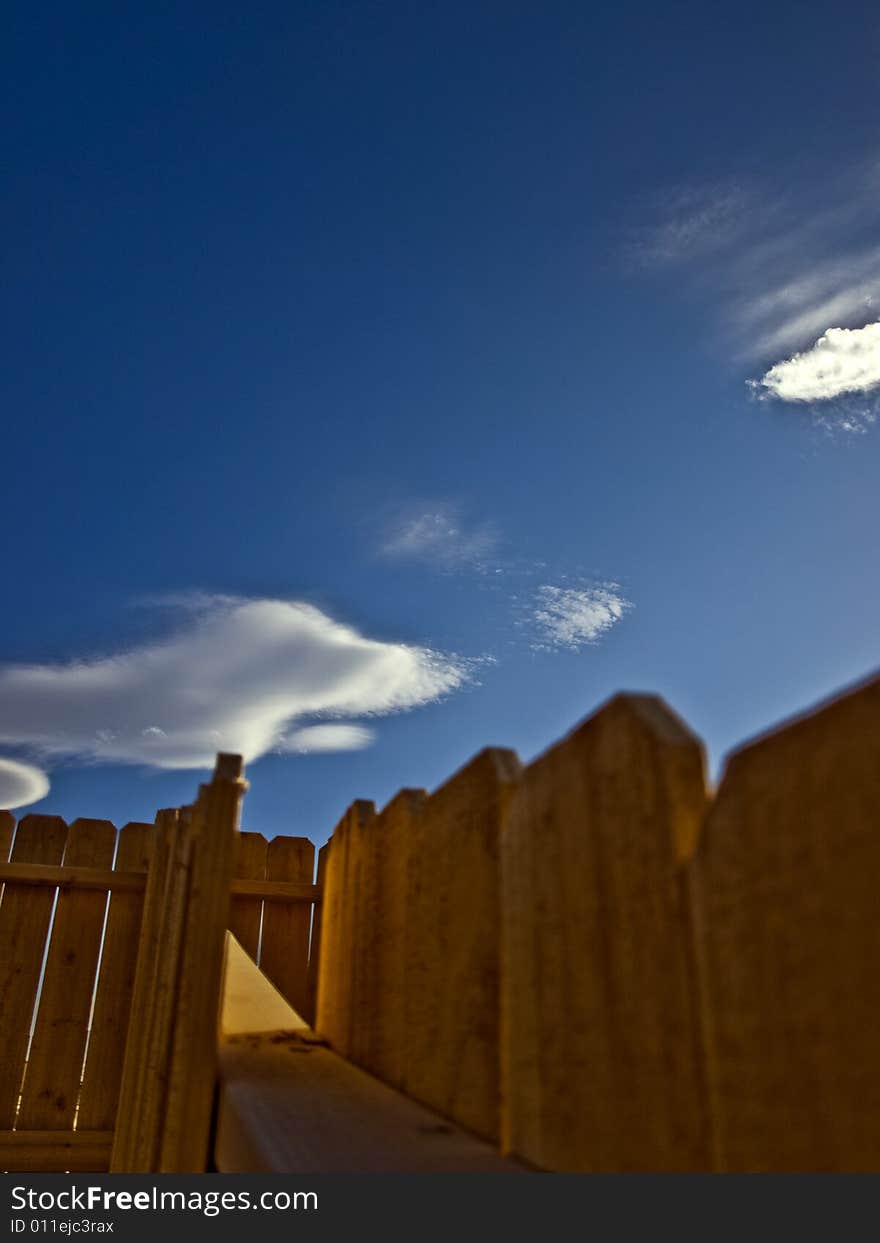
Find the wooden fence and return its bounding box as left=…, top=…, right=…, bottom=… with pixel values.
left=0, top=762, right=321, bottom=1173
left=1, top=669, right=878, bottom=1171
left=314, top=673, right=880, bottom=1172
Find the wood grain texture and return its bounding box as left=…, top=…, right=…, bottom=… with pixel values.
left=304, top=842, right=329, bottom=1026
left=259, top=835, right=315, bottom=1018
left=110, top=809, right=178, bottom=1172
left=315, top=802, right=375, bottom=1056
left=18, top=819, right=117, bottom=1130
left=158, top=761, right=245, bottom=1172
left=0, top=810, right=14, bottom=867
left=0, top=1130, right=112, bottom=1172
left=229, top=831, right=267, bottom=960
left=405, top=749, right=520, bottom=1142
left=78, top=822, right=153, bottom=1132
left=691, top=673, right=880, bottom=1172
left=501, top=694, right=710, bottom=1171
left=216, top=1035, right=525, bottom=1174
left=352, top=789, right=426, bottom=1088
left=0, top=814, right=69, bottom=1127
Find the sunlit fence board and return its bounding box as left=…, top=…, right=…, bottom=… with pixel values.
left=501, top=695, right=710, bottom=1171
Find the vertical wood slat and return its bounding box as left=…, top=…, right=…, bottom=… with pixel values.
left=501, top=694, right=710, bottom=1172
left=691, top=674, right=880, bottom=1172
left=405, top=749, right=520, bottom=1142
left=77, top=822, right=154, bottom=1132
left=259, top=835, right=315, bottom=1020
left=158, top=756, right=246, bottom=1172
left=354, top=789, right=426, bottom=1088
left=17, top=820, right=117, bottom=1130
left=315, top=801, right=375, bottom=1056
left=228, top=832, right=267, bottom=961
left=110, top=808, right=179, bottom=1172
left=0, top=815, right=69, bottom=1127
left=303, top=840, right=329, bottom=1026
left=0, top=810, right=14, bottom=867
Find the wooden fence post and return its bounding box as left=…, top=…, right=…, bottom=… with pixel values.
left=691, top=673, right=880, bottom=1171
left=501, top=694, right=710, bottom=1171
left=260, top=835, right=315, bottom=1019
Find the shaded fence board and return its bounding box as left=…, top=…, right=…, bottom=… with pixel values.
left=691, top=674, right=880, bottom=1172
left=260, top=835, right=316, bottom=1020
left=304, top=841, right=329, bottom=1026
left=78, top=822, right=154, bottom=1132
left=18, top=819, right=117, bottom=1130
left=0, top=810, right=14, bottom=866
left=315, top=802, right=375, bottom=1058
left=405, top=749, right=520, bottom=1142
left=501, top=695, right=710, bottom=1172
left=229, top=831, right=267, bottom=961
left=0, top=815, right=69, bottom=1127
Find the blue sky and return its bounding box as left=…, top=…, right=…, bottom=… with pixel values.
left=3, top=1, right=879, bottom=843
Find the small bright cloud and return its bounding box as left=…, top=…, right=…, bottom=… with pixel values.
left=380, top=504, right=498, bottom=570
left=279, top=723, right=375, bottom=753
left=0, top=596, right=468, bottom=772
left=532, top=583, right=632, bottom=651
left=0, top=756, right=50, bottom=809
left=751, top=322, right=880, bottom=402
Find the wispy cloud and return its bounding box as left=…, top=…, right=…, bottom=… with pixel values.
left=750, top=322, right=880, bottom=403
left=531, top=583, right=632, bottom=651
left=625, top=154, right=880, bottom=427
left=0, top=756, right=50, bottom=810
left=0, top=595, right=468, bottom=775
left=379, top=504, right=498, bottom=571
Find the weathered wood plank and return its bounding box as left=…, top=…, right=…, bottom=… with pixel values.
left=78, top=822, right=153, bottom=1132
left=692, top=674, right=880, bottom=1171
left=158, top=757, right=246, bottom=1172
left=0, top=814, right=69, bottom=1126
left=315, top=802, right=375, bottom=1057
left=215, top=935, right=521, bottom=1173
left=0, top=810, right=14, bottom=867
left=18, top=819, right=117, bottom=1130
left=0, top=1130, right=112, bottom=1173
left=259, top=835, right=315, bottom=1018
left=405, top=749, right=520, bottom=1142
left=501, top=694, right=710, bottom=1172
left=304, top=841, right=329, bottom=1026
left=229, top=831, right=267, bottom=960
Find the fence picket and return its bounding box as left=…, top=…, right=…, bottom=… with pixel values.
left=304, top=841, right=329, bottom=1026
left=405, top=749, right=520, bottom=1142
left=0, top=815, right=69, bottom=1127
left=229, top=832, right=267, bottom=961
left=18, top=819, right=117, bottom=1130
left=501, top=694, right=710, bottom=1171
left=259, top=835, right=315, bottom=1019
left=692, top=674, right=880, bottom=1171
left=77, top=822, right=154, bottom=1132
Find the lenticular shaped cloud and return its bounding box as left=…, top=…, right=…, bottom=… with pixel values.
left=280, top=724, right=375, bottom=753
left=532, top=584, right=631, bottom=651
left=753, top=322, right=880, bottom=402
left=0, top=597, right=467, bottom=770
left=0, top=757, right=50, bottom=809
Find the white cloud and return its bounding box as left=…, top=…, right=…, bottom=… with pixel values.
left=532, top=584, right=631, bottom=651
left=751, top=322, right=880, bottom=402
left=625, top=182, right=753, bottom=269
left=279, top=724, right=375, bottom=753
left=380, top=504, right=498, bottom=570
left=0, top=757, right=50, bottom=810
left=0, top=596, right=467, bottom=771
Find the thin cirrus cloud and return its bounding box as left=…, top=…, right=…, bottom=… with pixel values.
left=379, top=504, right=498, bottom=571
left=0, top=596, right=468, bottom=793
left=626, top=155, right=880, bottom=422
left=0, top=756, right=50, bottom=810
left=531, top=583, right=632, bottom=651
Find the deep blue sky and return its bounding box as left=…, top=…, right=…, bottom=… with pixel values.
left=3, top=1, right=879, bottom=842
